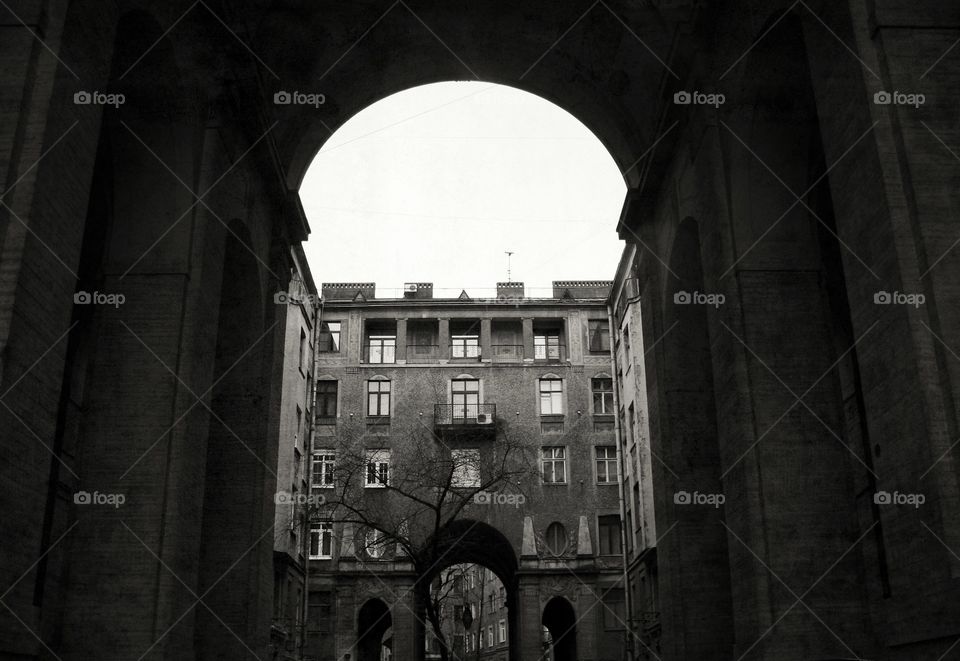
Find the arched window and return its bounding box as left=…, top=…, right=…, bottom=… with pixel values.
left=545, top=522, right=568, bottom=556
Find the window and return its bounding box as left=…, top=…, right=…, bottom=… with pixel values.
left=367, top=335, right=396, bottom=363
left=598, top=514, right=622, bottom=555
left=318, top=321, right=341, bottom=352
left=451, top=378, right=480, bottom=419
left=309, top=522, right=333, bottom=559
left=295, top=406, right=302, bottom=447
left=367, top=380, right=391, bottom=417
left=364, top=528, right=387, bottom=559
left=602, top=588, right=626, bottom=630
left=595, top=446, right=618, bottom=484
left=452, top=334, right=480, bottom=358
left=498, top=619, right=506, bottom=643
left=487, top=625, right=494, bottom=648
left=534, top=334, right=561, bottom=360
left=588, top=319, right=610, bottom=352
left=539, top=378, right=563, bottom=415
left=627, top=402, right=635, bottom=443
left=545, top=522, right=568, bottom=555
left=312, top=451, right=335, bottom=490
left=541, top=447, right=566, bottom=484
left=316, top=380, right=337, bottom=418
left=592, top=377, right=614, bottom=414
left=451, top=449, right=481, bottom=487
left=299, top=328, right=308, bottom=371
left=365, top=449, right=390, bottom=487
left=454, top=605, right=463, bottom=622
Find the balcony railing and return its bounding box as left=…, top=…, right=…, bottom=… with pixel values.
left=449, top=344, right=481, bottom=360
left=362, top=343, right=396, bottom=364
left=434, top=403, right=496, bottom=426
left=491, top=344, right=523, bottom=362
left=533, top=343, right=566, bottom=362
left=406, top=343, right=440, bottom=363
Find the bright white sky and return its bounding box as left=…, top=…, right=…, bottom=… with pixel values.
left=300, top=82, right=626, bottom=299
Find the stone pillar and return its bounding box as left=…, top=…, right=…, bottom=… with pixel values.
left=516, top=577, right=544, bottom=661
left=439, top=318, right=450, bottom=362
left=480, top=318, right=492, bottom=362
left=395, top=318, right=407, bottom=364
left=521, top=318, right=534, bottom=362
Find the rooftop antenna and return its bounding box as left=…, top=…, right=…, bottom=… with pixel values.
left=505, top=251, right=514, bottom=282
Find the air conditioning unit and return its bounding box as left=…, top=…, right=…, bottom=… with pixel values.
left=403, top=283, right=418, bottom=293
left=476, top=413, right=493, bottom=425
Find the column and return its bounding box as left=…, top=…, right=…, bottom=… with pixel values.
left=480, top=318, right=492, bottom=363
left=439, top=318, right=450, bottom=362
left=521, top=318, right=534, bottom=362
left=396, top=317, right=407, bottom=364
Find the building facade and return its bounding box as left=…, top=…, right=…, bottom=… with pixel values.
left=270, top=245, right=321, bottom=659
left=303, top=281, right=626, bottom=660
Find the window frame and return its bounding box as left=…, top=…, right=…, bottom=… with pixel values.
left=541, top=446, right=567, bottom=484
left=365, top=449, right=390, bottom=488
left=312, top=451, right=336, bottom=490
left=309, top=521, right=334, bottom=559
left=366, top=379, right=391, bottom=417
left=316, top=379, right=338, bottom=419
left=318, top=321, right=341, bottom=353
left=595, top=446, right=619, bottom=484
left=588, top=319, right=610, bottom=353
left=597, top=514, right=623, bottom=556
left=538, top=378, right=564, bottom=415
left=591, top=377, right=614, bottom=415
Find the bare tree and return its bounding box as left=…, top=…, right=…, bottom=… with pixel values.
left=310, top=414, right=536, bottom=660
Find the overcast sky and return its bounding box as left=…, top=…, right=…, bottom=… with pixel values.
left=300, top=82, right=626, bottom=299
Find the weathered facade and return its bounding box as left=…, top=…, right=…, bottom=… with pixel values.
left=306, top=281, right=624, bottom=660
left=1, top=1, right=958, bottom=659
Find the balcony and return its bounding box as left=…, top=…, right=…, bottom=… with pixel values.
left=406, top=344, right=440, bottom=363
left=449, top=343, right=481, bottom=362
left=490, top=344, right=523, bottom=363
left=434, top=403, right=497, bottom=429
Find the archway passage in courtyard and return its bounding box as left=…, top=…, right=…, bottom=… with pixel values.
left=357, top=598, right=393, bottom=661
left=542, top=596, right=577, bottom=661
left=416, top=520, right=520, bottom=661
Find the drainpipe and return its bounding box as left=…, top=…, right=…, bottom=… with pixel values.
left=607, top=298, right=635, bottom=661
left=299, top=293, right=324, bottom=660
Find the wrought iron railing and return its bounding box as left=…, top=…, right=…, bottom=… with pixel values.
left=434, top=403, right=496, bottom=426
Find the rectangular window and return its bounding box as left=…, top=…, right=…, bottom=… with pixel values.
left=452, top=378, right=480, bottom=420
left=295, top=406, right=302, bottom=447
left=498, top=619, right=506, bottom=643
left=365, top=449, right=390, bottom=487
left=316, top=380, right=337, bottom=418
left=299, top=328, right=307, bottom=371
left=487, top=625, right=494, bottom=648
left=541, top=447, right=566, bottom=484
left=312, top=451, right=336, bottom=490
left=595, top=446, right=618, bottom=483
left=451, top=449, right=481, bottom=487
left=367, top=380, right=391, bottom=416
left=451, top=334, right=480, bottom=358
left=588, top=319, right=610, bottom=352
left=309, top=522, right=333, bottom=559
left=539, top=378, right=563, bottom=415
left=318, top=321, right=341, bottom=353
left=602, top=588, right=626, bottom=630
left=534, top=334, right=561, bottom=360
left=592, top=377, right=614, bottom=414
left=598, top=514, right=622, bottom=555
left=367, top=335, right=396, bottom=363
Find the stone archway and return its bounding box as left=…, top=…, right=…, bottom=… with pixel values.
left=357, top=598, right=393, bottom=661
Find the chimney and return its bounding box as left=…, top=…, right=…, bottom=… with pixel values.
left=551, top=280, right=613, bottom=299
left=496, top=282, right=524, bottom=299
left=321, top=282, right=376, bottom=301
left=402, top=282, right=433, bottom=299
